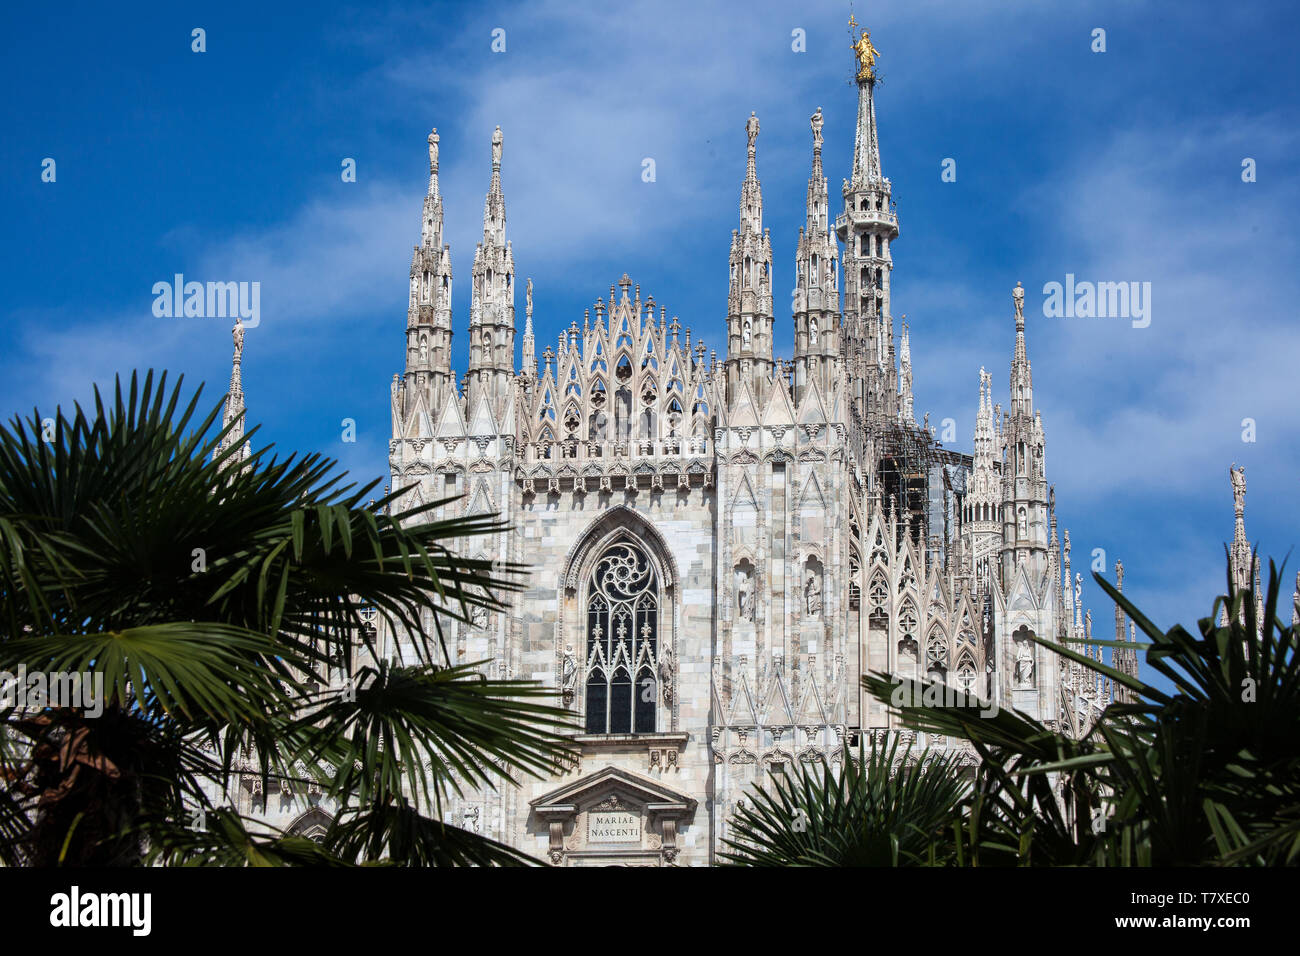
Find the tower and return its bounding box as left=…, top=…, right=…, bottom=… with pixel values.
left=405, top=129, right=454, bottom=418
left=999, top=282, right=1051, bottom=586
left=836, top=19, right=899, bottom=432
left=792, top=107, right=839, bottom=403
left=724, top=112, right=775, bottom=406
left=466, top=126, right=517, bottom=415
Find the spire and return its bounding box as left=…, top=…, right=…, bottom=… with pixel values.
left=1112, top=559, right=1139, bottom=699
left=400, top=128, right=454, bottom=427
left=898, top=320, right=913, bottom=422
left=725, top=111, right=774, bottom=406
left=522, top=277, right=536, bottom=378
left=792, top=106, right=838, bottom=403
left=848, top=16, right=883, bottom=186
left=1010, top=281, right=1032, bottom=417
left=214, top=319, right=251, bottom=469
left=468, top=125, right=516, bottom=410
left=836, top=18, right=899, bottom=438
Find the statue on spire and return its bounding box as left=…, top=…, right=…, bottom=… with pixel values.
left=1013, top=280, right=1025, bottom=323
left=810, top=107, right=824, bottom=152
left=1230, top=463, right=1247, bottom=515
left=849, top=16, right=880, bottom=82
left=746, top=111, right=759, bottom=152
left=491, top=125, right=503, bottom=169
left=428, top=128, right=439, bottom=170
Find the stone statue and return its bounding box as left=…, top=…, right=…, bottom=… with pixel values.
left=491, top=125, right=502, bottom=168
left=232, top=319, right=245, bottom=356
left=1013, top=280, right=1025, bottom=322
left=561, top=644, right=577, bottom=695
left=810, top=107, right=824, bottom=152
left=471, top=601, right=488, bottom=629
left=1015, top=636, right=1035, bottom=687
left=526, top=277, right=533, bottom=315
left=1074, top=572, right=1082, bottom=610
left=742, top=319, right=752, bottom=349
left=746, top=111, right=759, bottom=151
left=809, top=316, right=818, bottom=346
left=805, top=571, right=822, bottom=617
left=736, top=568, right=754, bottom=622
left=1230, top=463, right=1246, bottom=513
left=427, top=128, right=439, bottom=171
left=659, top=648, right=675, bottom=705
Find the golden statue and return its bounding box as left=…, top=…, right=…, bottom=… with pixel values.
left=848, top=15, right=880, bottom=82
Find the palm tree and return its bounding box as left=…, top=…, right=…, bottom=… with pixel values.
left=719, top=736, right=972, bottom=866
left=0, top=371, right=576, bottom=866
left=860, top=556, right=1300, bottom=866
left=721, top=556, right=1299, bottom=866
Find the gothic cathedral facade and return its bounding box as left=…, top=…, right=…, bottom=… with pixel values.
left=377, top=42, right=1111, bottom=865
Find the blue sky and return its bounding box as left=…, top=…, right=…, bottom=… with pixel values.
left=2, top=0, right=1298, bottom=657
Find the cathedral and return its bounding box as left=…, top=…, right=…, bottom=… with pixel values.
left=218, top=27, right=1146, bottom=863
left=370, top=27, right=1120, bottom=865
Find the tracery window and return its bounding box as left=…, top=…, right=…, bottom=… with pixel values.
left=585, top=539, right=659, bottom=735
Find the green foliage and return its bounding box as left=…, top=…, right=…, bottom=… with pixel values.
left=719, top=737, right=971, bottom=866
left=0, top=371, right=577, bottom=866
left=734, top=554, right=1299, bottom=866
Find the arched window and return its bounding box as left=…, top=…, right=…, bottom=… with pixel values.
left=585, top=539, right=659, bottom=734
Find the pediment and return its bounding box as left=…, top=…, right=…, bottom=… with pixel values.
left=531, top=765, right=697, bottom=815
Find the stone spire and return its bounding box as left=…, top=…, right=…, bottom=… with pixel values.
left=522, top=277, right=536, bottom=379
left=467, top=125, right=516, bottom=411
left=400, top=128, right=455, bottom=427
left=792, top=106, right=839, bottom=403
left=898, top=321, right=913, bottom=423
left=1000, top=281, right=1050, bottom=587
left=964, top=367, right=1001, bottom=595
left=836, top=19, right=899, bottom=435
left=1112, top=559, right=1139, bottom=700
left=724, top=111, right=774, bottom=406
left=214, top=319, right=251, bottom=469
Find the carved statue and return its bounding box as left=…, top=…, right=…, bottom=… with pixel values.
left=232, top=319, right=245, bottom=356
left=561, top=644, right=577, bottom=695
left=805, top=571, right=822, bottom=617
left=746, top=111, right=759, bottom=151
left=1013, top=280, right=1025, bottom=322
left=736, top=568, right=754, bottom=622
left=810, top=107, right=824, bottom=152
left=1014, top=636, right=1035, bottom=687
left=491, top=125, right=502, bottom=168
left=742, top=318, right=752, bottom=349
left=526, top=277, right=533, bottom=315
left=809, top=316, right=819, bottom=346
left=1075, top=572, right=1082, bottom=610
left=427, top=128, right=439, bottom=170
left=659, top=648, right=675, bottom=705
left=471, top=602, right=488, bottom=629
left=1230, top=463, right=1246, bottom=513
